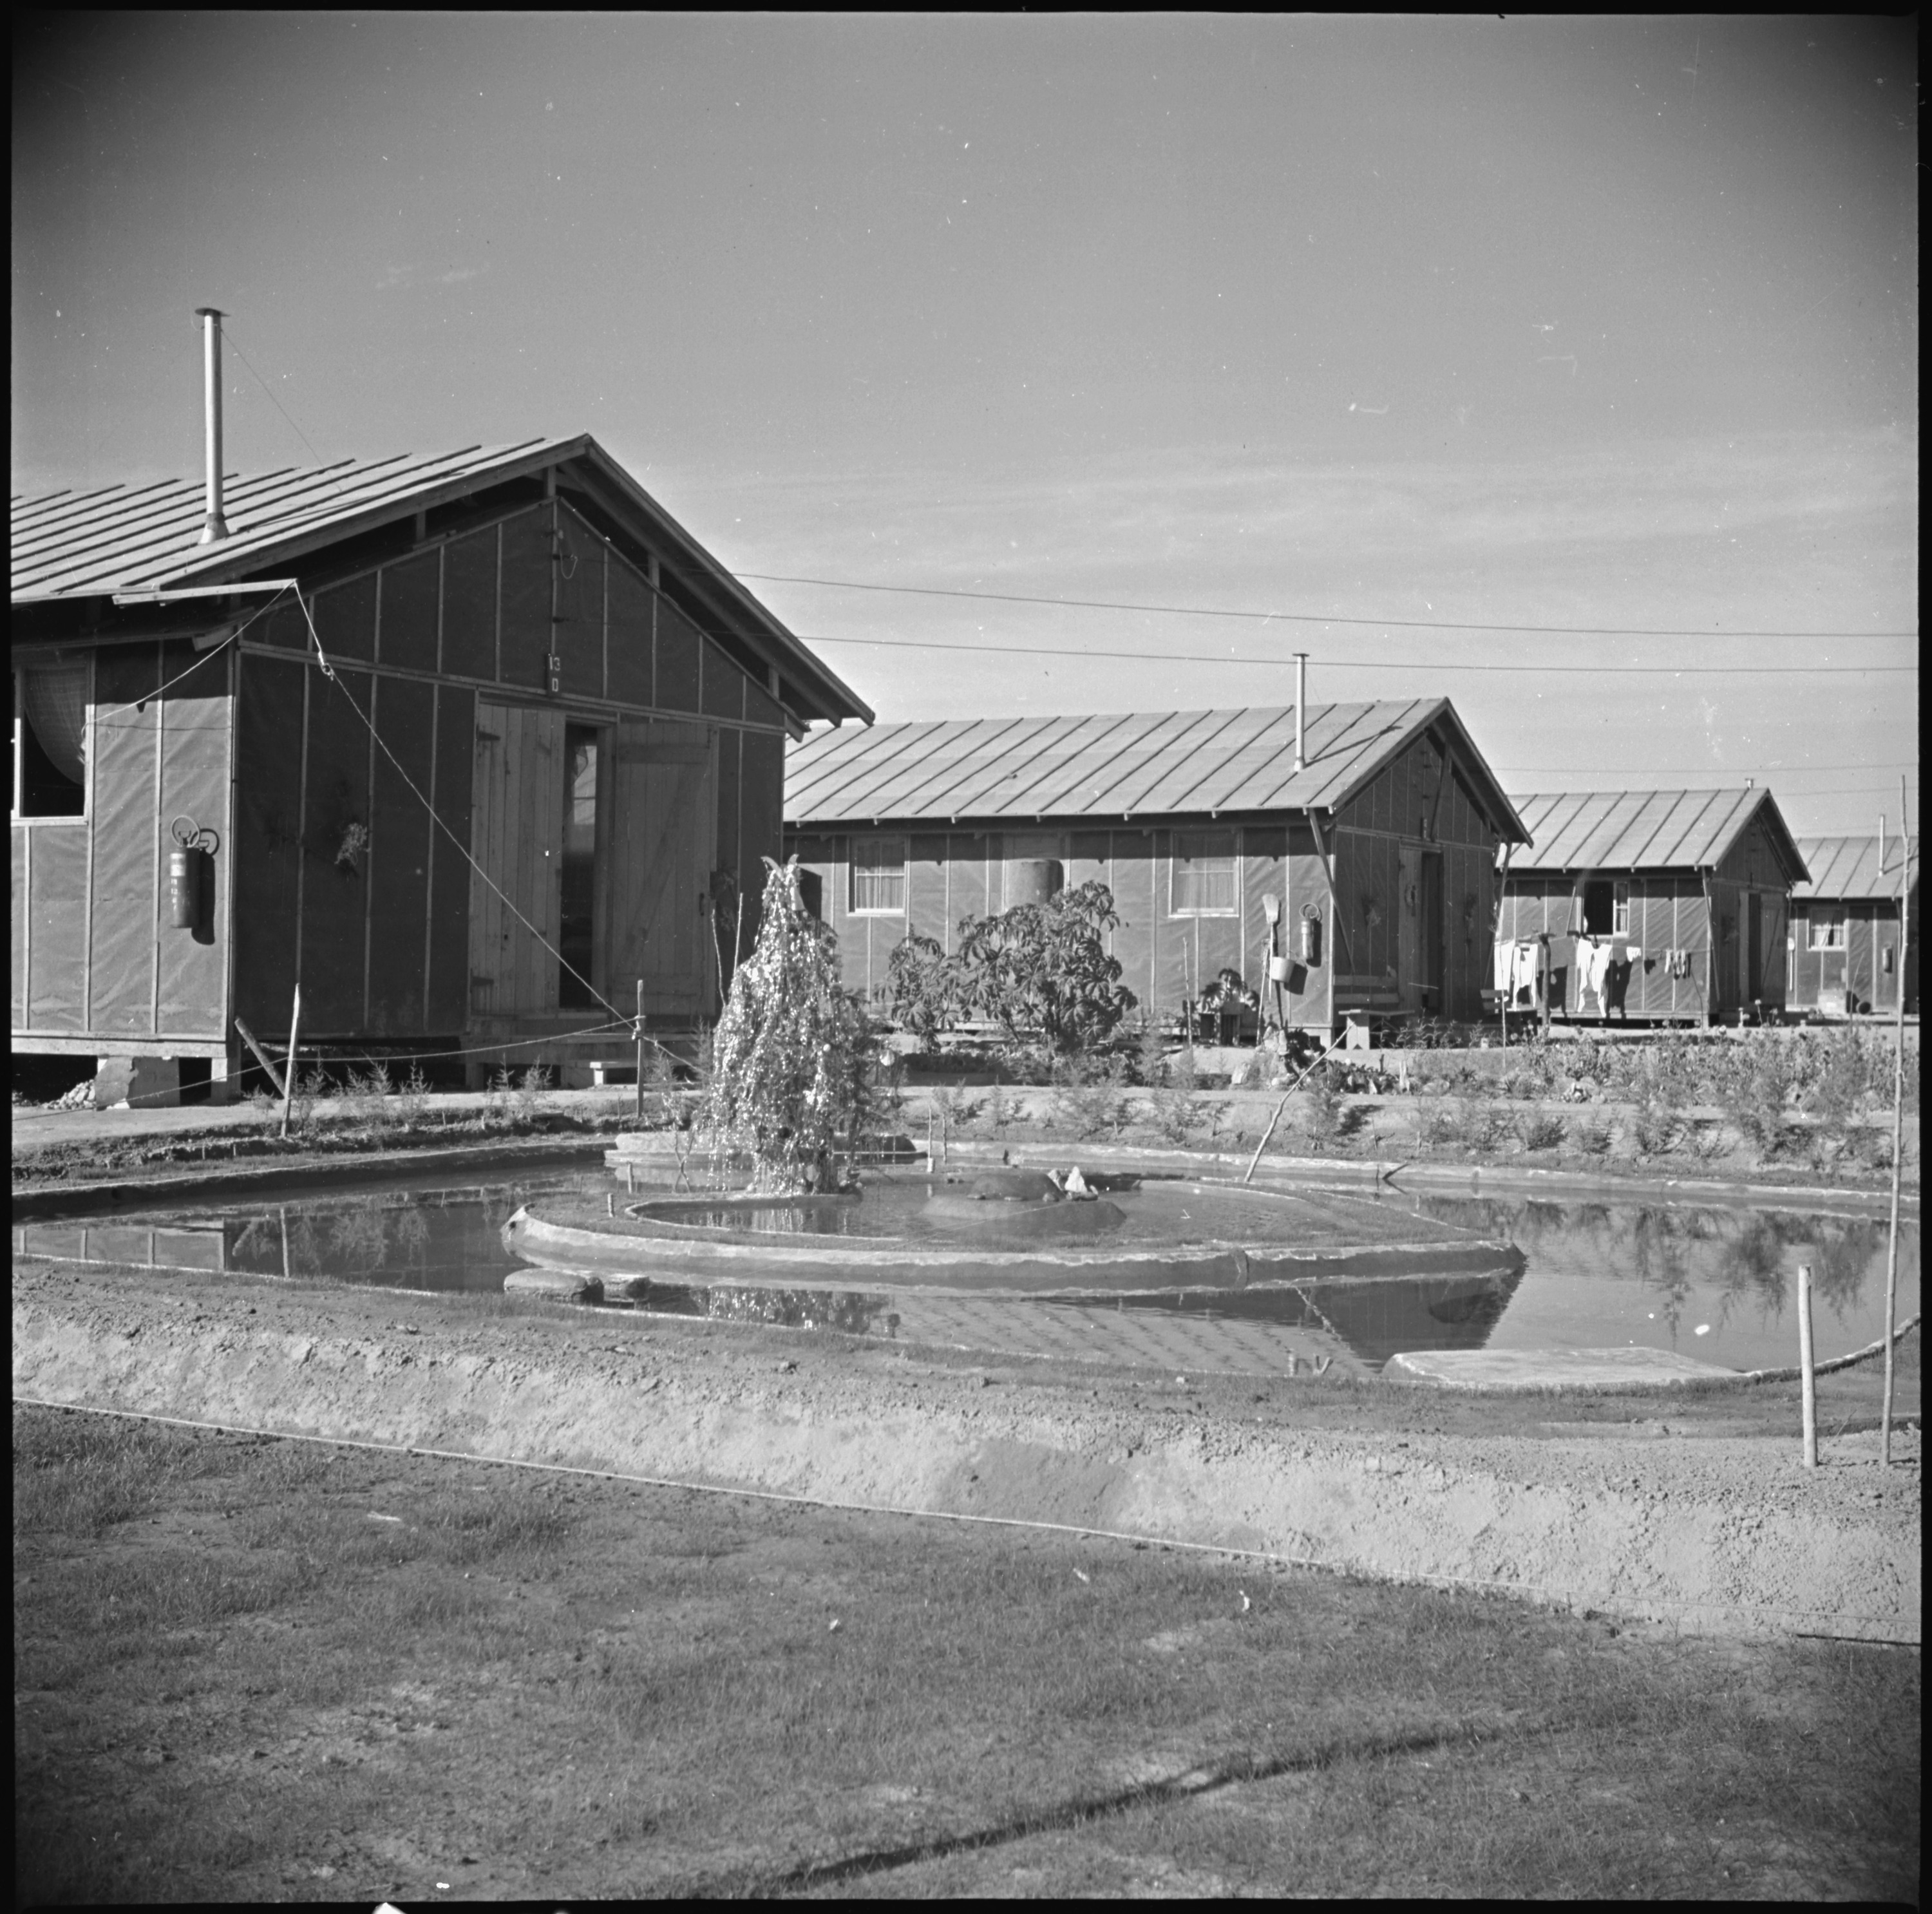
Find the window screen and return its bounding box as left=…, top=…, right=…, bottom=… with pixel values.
left=850, top=835, right=907, bottom=913
left=13, top=661, right=89, bottom=818
left=1807, top=906, right=1846, bottom=951
left=1171, top=830, right=1236, bottom=914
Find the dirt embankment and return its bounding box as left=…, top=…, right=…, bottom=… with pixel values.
left=13, top=1261, right=1918, bottom=1646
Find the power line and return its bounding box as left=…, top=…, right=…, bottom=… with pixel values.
left=1494, top=761, right=1916, bottom=777
left=789, top=630, right=1916, bottom=676
left=743, top=570, right=1917, bottom=643
left=222, top=327, right=332, bottom=469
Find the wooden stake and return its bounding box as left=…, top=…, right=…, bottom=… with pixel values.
left=635, top=977, right=645, bottom=1125
left=1797, top=1260, right=1817, bottom=1470
left=232, top=1017, right=287, bottom=1101
left=1881, top=781, right=1910, bottom=1468
left=279, top=981, right=301, bottom=1140
left=1244, top=1029, right=1347, bottom=1183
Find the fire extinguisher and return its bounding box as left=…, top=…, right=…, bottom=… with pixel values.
left=168, top=818, right=214, bottom=933
left=1298, top=906, right=1322, bottom=968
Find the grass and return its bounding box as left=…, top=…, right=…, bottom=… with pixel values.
left=15, top=1403, right=1920, bottom=1903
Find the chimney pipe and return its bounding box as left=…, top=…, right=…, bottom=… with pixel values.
left=1293, top=652, right=1309, bottom=772
left=194, top=307, right=229, bottom=544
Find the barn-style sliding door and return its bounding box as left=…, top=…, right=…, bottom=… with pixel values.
left=470, top=704, right=715, bottom=1021
left=605, top=719, right=717, bottom=1021
left=468, top=700, right=565, bottom=1017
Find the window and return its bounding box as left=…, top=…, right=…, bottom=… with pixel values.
left=1807, top=906, right=1846, bottom=951
left=1171, top=829, right=1236, bottom=914
left=1580, top=878, right=1615, bottom=935
left=1613, top=881, right=1630, bottom=936
left=849, top=835, right=907, bottom=913
left=12, top=660, right=90, bottom=818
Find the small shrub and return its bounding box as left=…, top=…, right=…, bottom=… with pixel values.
left=396, top=1061, right=431, bottom=1124
left=1631, top=1103, right=1681, bottom=1157
left=1133, top=1018, right=1169, bottom=1088
left=1414, top=1095, right=1457, bottom=1154
left=516, top=1064, right=553, bottom=1122
left=347, top=1061, right=394, bottom=1125
left=885, top=934, right=962, bottom=1054
left=1299, top=1066, right=1345, bottom=1150
left=929, top=1084, right=982, bottom=1137
left=1050, top=1055, right=1130, bottom=1140
left=952, top=880, right=1138, bottom=1056
left=1150, top=1085, right=1201, bottom=1147
left=486, top=1063, right=515, bottom=1127
left=1687, top=1122, right=1732, bottom=1162
left=1519, top=1110, right=1567, bottom=1152
left=1572, top=1116, right=1615, bottom=1157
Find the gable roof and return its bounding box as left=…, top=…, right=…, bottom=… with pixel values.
left=1792, top=835, right=1918, bottom=902
left=786, top=699, right=1527, bottom=838
left=1508, top=788, right=1808, bottom=884
left=10, top=434, right=871, bottom=725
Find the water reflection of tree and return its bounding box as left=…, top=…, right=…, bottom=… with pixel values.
left=1414, top=1192, right=1919, bottom=1349
left=229, top=1215, right=281, bottom=1272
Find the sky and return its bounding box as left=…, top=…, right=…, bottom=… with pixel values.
left=12, top=14, right=1918, bottom=837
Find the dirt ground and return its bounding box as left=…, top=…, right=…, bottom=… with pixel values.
left=14, top=1249, right=1920, bottom=1647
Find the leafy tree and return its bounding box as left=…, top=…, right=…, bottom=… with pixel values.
left=954, top=880, right=1137, bottom=1056
left=886, top=933, right=963, bottom=1054
left=703, top=857, right=873, bottom=1193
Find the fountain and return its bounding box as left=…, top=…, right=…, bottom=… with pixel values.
left=503, top=858, right=1524, bottom=1358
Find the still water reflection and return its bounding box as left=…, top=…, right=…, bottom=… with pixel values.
left=12, top=1169, right=1919, bottom=1375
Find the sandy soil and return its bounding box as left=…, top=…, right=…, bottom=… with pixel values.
left=14, top=1256, right=1919, bottom=1645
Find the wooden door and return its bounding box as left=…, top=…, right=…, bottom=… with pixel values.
left=1419, top=849, right=1444, bottom=1014
left=468, top=700, right=564, bottom=1017
left=605, top=721, right=716, bottom=1019
left=1396, top=841, right=1421, bottom=1013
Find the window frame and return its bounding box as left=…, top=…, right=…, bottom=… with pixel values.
left=1612, top=880, right=1631, bottom=937
left=12, top=655, right=93, bottom=824
left=1170, top=829, right=1238, bottom=917
left=1806, top=905, right=1847, bottom=952
left=848, top=833, right=908, bottom=915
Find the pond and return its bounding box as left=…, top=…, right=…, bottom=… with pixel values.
left=13, top=1166, right=1918, bottom=1377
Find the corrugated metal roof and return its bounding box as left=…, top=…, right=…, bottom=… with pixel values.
left=11, top=439, right=574, bottom=601
left=12, top=434, right=873, bottom=725
left=1793, top=836, right=1917, bottom=900
left=786, top=701, right=1527, bottom=835
left=1508, top=788, right=1808, bottom=882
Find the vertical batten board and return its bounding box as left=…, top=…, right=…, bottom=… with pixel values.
left=28, top=824, right=91, bottom=1027
left=149, top=641, right=166, bottom=1030
left=12, top=827, right=28, bottom=1029
left=362, top=673, right=378, bottom=1029
left=293, top=663, right=311, bottom=992
left=469, top=701, right=504, bottom=1018
left=155, top=643, right=231, bottom=1036
left=220, top=645, right=239, bottom=1063
left=80, top=650, right=97, bottom=1038
left=428, top=683, right=475, bottom=1030
left=422, top=678, right=439, bottom=1030
left=504, top=705, right=531, bottom=1010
